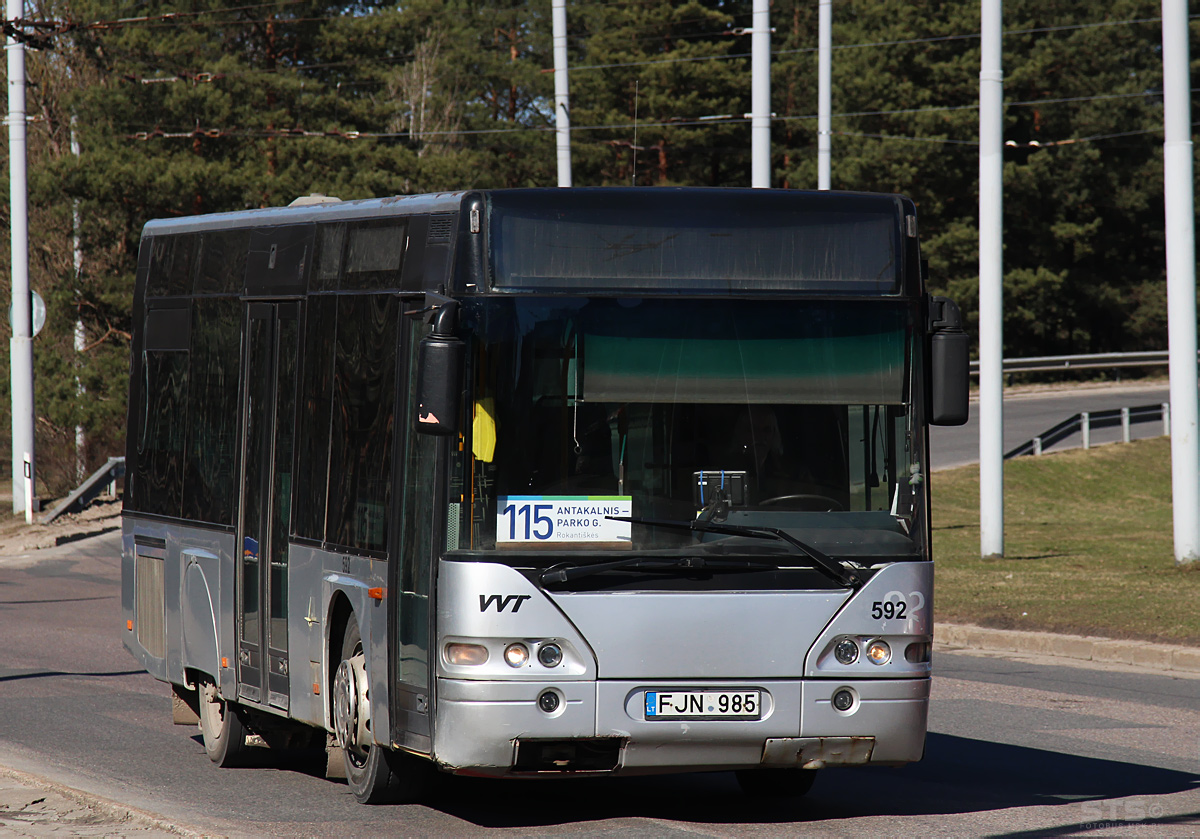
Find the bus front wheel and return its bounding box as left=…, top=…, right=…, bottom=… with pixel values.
left=735, top=767, right=818, bottom=799
left=333, top=619, right=429, bottom=804
left=198, top=679, right=247, bottom=767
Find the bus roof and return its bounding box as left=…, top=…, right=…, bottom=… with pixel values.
left=141, top=191, right=469, bottom=237
left=140, top=187, right=913, bottom=238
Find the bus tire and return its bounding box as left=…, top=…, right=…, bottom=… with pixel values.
left=735, top=767, right=818, bottom=799
left=334, top=619, right=430, bottom=804
left=197, top=679, right=247, bottom=767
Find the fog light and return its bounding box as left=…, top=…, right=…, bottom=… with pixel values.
left=445, top=643, right=488, bottom=666
left=834, top=638, right=859, bottom=665
left=538, top=642, right=564, bottom=667
left=832, top=688, right=855, bottom=712
left=504, top=643, right=529, bottom=668
left=538, top=690, right=561, bottom=713
left=866, top=639, right=892, bottom=665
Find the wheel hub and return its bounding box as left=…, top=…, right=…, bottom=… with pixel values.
left=332, top=653, right=372, bottom=756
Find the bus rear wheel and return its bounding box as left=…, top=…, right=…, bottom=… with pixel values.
left=735, top=767, right=818, bottom=799
left=197, top=679, right=247, bottom=767
left=333, top=619, right=430, bottom=804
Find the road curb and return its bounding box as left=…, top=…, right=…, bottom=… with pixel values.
left=935, top=622, right=1200, bottom=675
left=0, top=765, right=212, bottom=838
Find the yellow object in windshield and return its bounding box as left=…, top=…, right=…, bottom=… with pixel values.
left=473, top=397, right=497, bottom=462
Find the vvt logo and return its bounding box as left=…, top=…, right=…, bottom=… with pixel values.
left=479, top=594, right=532, bottom=613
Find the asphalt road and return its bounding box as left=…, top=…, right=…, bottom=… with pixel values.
left=929, top=383, right=1172, bottom=470
left=1, top=532, right=1198, bottom=837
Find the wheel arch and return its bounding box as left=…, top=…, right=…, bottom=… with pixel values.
left=326, top=591, right=356, bottom=727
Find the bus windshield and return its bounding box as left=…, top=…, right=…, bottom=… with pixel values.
left=450, top=296, right=923, bottom=556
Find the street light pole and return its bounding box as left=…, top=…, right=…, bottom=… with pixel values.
left=7, top=0, right=36, bottom=518
left=750, top=0, right=770, bottom=188
left=552, top=0, right=571, bottom=188
left=1161, top=0, right=1200, bottom=564
left=817, top=0, right=831, bottom=190
left=978, top=0, right=1004, bottom=557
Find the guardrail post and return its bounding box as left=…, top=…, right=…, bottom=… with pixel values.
left=1121, top=407, right=1131, bottom=443
left=1033, top=436, right=1042, bottom=456
left=1163, top=402, right=1171, bottom=437
left=1081, top=412, right=1090, bottom=449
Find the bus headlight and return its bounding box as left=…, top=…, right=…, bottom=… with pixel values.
left=833, top=638, right=859, bottom=665
left=538, top=642, right=564, bottom=667
left=445, top=643, right=489, bottom=666
left=866, top=639, right=892, bottom=665
left=504, top=643, right=530, bottom=668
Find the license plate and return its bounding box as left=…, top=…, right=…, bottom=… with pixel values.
left=644, top=690, right=761, bottom=720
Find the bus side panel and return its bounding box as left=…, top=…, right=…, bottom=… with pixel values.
left=178, top=531, right=232, bottom=685
left=121, top=518, right=166, bottom=682
left=287, top=543, right=331, bottom=729
left=288, top=546, right=389, bottom=739
left=122, top=515, right=238, bottom=695
left=121, top=515, right=172, bottom=682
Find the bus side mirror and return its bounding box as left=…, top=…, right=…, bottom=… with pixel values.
left=415, top=298, right=464, bottom=436
left=929, top=296, right=969, bottom=426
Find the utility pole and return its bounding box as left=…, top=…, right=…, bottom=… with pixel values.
left=978, top=0, right=1004, bottom=557
left=7, top=0, right=36, bottom=519
left=551, top=0, right=571, bottom=187
left=749, top=0, right=770, bottom=188
left=1161, top=0, right=1200, bottom=564
left=817, top=0, right=831, bottom=190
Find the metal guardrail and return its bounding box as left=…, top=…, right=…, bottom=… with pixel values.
left=41, top=456, right=125, bottom=524
left=970, top=350, right=1179, bottom=375
left=1004, top=404, right=1169, bottom=459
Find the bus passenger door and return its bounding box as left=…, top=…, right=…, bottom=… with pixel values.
left=237, top=301, right=299, bottom=711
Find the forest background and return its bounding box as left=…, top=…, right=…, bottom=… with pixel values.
left=0, top=0, right=1189, bottom=496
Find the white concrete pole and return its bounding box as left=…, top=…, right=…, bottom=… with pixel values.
left=8, top=0, right=36, bottom=516
left=817, top=0, right=832, bottom=190
left=551, top=0, right=571, bottom=187
left=750, top=0, right=770, bottom=188
left=978, top=0, right=1004, bottom=557
left=1161, top=0, right=1200, bottom=564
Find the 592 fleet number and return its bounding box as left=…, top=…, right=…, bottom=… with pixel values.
left=871, top=600, right=907, bottom=620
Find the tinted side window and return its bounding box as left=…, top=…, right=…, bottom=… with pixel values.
left=182, top=298, right=241, bottom=524
left=133, top=306, right=191, bottom=516
left=312, top=223, right=345, bottom=292
left=246, top=225, right=314, bottom=297
left=342, top=221, right=406, bottom=291
left=325, top=295, right=398, bottom=553
left=292, top=296, right=337, bottom=542
left=195, top=230, right=250, bottom=294
left=147, top=234, right=199, bottom=297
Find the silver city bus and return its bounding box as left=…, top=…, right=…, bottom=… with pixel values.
left=122, top=187, right=969, bottom=803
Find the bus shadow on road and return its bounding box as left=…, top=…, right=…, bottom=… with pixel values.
left=424, top=733, right=1199, bottom=828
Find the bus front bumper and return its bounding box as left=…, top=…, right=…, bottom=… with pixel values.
left=431, top=676, right=928, bottom=776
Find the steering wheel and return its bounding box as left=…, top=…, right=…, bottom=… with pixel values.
left=758, top=494, right=845, bottom=512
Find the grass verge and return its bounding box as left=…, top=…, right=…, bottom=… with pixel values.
left=932, top=436, right=1200, bottom=646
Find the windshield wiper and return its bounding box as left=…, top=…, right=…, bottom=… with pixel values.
left=540, top=555, right=778, bottom=585
left=605, top=516, right=864, bottom=589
